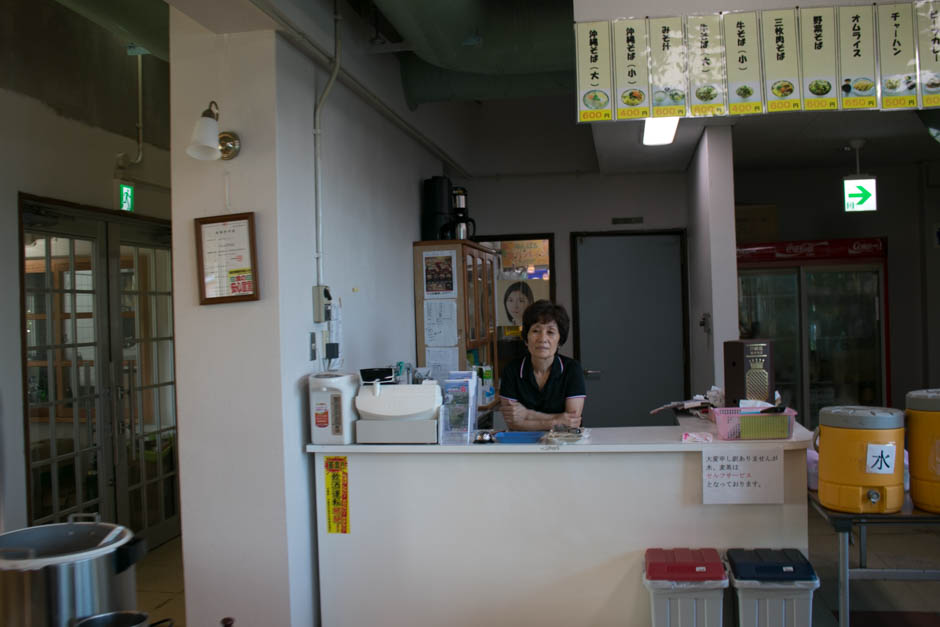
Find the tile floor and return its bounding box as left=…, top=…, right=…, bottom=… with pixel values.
left=134, top=506, right=940, bottom=627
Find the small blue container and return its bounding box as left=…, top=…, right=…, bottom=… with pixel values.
left=494, top=431, right=545, bottom=444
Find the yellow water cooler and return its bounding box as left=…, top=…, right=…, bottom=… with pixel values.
left=907, top=389, right=940, bottom=513
left=817, top=406, right=905, bottom=514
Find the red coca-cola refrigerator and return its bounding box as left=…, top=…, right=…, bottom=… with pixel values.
left=737, top=238, right=889, bottom=429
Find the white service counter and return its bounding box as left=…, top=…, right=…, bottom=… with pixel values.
left=306, top=417, right=812, bottom=627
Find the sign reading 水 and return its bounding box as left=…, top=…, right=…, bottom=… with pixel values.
left=866, top=443, right=896, bottom=474
left=844, top=176, right=878, bottom=212
left=702, top=447, right=784, bottom=504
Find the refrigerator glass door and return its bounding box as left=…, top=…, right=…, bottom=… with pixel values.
left=804, top=266, right=884, bottom=429
left=738, top=269, right=803, bottom=421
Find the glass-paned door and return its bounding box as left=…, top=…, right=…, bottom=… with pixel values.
left=21, top=199, right=178, bottom=547
left=804, top=266, right=884, bottom=428
left=738, top=269, right=803, bottom=421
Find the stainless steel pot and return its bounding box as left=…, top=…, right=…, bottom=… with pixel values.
left=0, top=513, right=146, bottom=627
left=74, top=611, right=173, bottom=627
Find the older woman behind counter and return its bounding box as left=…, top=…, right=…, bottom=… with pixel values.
left=499, top=300, right=586, bottom=431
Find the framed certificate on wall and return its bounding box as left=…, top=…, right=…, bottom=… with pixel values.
left=194, top=212, right=260, bottom=305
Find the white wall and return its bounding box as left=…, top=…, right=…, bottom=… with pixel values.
left=0, top=87, right=170, bottom=532
left=170, top=6, right=440, bottom=625
left=687, top=127, right=738, bottom=393
left=461, top=171, right=688, bottom=352
left=735, top=163, right=932, bottom=405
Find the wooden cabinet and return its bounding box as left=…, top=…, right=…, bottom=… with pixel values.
left=413, top=240, right=498, bottom=408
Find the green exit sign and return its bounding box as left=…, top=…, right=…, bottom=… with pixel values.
left=119, top=183, right=135, bottom=212
left=844, top=176, right=876, bottom=212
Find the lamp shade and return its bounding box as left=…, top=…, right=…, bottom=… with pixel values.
left=186, top=114, right=221, bottom=160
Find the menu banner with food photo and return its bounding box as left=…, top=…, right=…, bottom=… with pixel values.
left=688, top=14, right=727, bottom=116
left=917, top=1, right=940, bottom=107
left=800, top=7, right=839, bottom=111
left=613, top=18, right=652, bottom=120
left=761, top=9, right=803, bottom=112
left=497, top=279, right=550, bottom=327
left=576, top=21, right=614, bottom=122
left=878, top=4, right=919, bottom=109
left=724, top=11, right=763, bottom=115
left=649, top=16, right=688, bottom=117
left=838, top=5, right=878, bottom=110
left=423, top=250, right=458, bottom=299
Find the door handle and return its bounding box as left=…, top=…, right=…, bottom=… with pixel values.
left=584, top=369, right=601, bottom=376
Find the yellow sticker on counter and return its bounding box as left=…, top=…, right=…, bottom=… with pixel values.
left=325, top=456, right=349, bottom=534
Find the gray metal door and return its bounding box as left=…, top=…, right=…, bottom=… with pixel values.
left=573, top=233, right=688, bottom=427
left=21, top=197, right=179, bottom=548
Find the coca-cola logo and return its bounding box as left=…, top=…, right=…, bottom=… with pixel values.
left=848, top=239, right=883, bottom=255
left=776, top=242, right=828, bottom=258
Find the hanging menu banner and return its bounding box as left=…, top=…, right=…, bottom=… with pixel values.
left=724, top=11, right=763, bottom=115
left=613, top=19, right=652, bottom=120
left=576, top=21, right=614, bottom=122
left=762, top=9, right=803, bottom=112
left=800, top=7, right=839, bottom=110
left=915, top=1, right=940, bottom=107
left=878, top=4, right=919, bottom=109
left=649, top=16, right=688, bottom=117
left=688, top=15, right=727, bottom=116
left=839, top=6, right=879, bottom=109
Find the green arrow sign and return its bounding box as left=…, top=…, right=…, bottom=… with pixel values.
left=844, top=177, right=877, bottom=212
left=848, top=185, right=872, bottom=205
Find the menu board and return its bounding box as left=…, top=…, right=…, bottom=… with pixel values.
left=688, top=15, right=727, bottom=116
left=879, top=4, right=919, bottom=109
left=800, top=7, right=839, bottom=110
left=916, top=1, right=940, bottom=107
left=576, top=21, right=614, bottom=122
left=724, top=11, right=763, bottom=115
left=839, top=5, right=879, bottom=109
left=649, top=17, right=688, bottom=117
left=613, top=19, right=652, bottom=120
left=761, top=9, right=802, bottom=112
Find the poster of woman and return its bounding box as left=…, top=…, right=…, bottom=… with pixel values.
left=497, top=279, right=550, bottom=326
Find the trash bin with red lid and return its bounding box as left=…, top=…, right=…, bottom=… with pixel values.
left=642, top=548, right=728, bottom=627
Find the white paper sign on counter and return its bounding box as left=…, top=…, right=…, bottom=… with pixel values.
left=702, top=447, right=784, bottom=504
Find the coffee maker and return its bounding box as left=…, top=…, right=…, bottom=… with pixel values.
left=420, top=177, right=475, bottom=241
left=438, top=186, right=475, bottom=240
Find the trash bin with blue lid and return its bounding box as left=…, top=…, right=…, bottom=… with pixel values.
left=726, top=548, right=820, bottom=627
left=643, top=548, right=728, bottom=627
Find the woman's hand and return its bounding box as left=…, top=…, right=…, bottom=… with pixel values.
left=500, top=398, right=529, bottom=428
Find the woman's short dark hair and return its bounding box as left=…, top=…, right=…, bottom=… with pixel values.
left=503, top=281, right=534, bottom=321
left=522, top=300, right=570, bottom=345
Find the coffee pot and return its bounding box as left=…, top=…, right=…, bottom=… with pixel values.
left=438, top=186, right=476, bottom=240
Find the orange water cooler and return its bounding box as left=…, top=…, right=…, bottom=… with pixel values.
left=816, top=406, right=905, bottom=514
left=907, top=389, right=940, bottom=513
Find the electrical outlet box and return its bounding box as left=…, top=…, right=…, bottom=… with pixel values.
left=313, top=285, right=332, bottom=323
left=325, top=342, right=339, bottom=359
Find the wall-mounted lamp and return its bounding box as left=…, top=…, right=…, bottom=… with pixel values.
left=186, top=101, right=241, bottom=161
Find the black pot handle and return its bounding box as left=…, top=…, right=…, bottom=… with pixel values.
left=114, top=536, right=147, bottom=573
left=150, top=620, right=174, bottom=627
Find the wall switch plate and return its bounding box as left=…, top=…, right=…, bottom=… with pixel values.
left=313, top=285, right=332, bottom=323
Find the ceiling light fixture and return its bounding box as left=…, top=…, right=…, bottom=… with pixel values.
left=642, top=117, right=680, bottom=146
left=186, top=101, right=241, bottom=161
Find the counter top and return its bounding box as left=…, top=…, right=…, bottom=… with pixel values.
left=305, top=415, right=813, bottom=454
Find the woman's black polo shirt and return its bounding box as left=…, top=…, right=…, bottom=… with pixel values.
left=499, top=354, right=586, bottom=414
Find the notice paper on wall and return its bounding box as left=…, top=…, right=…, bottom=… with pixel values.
left=702, top=447, right=784, bottom=504
left=424, top=299, right=458, bottom=347
left=426, top=346, right=460, bottom=382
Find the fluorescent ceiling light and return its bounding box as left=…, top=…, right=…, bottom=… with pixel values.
left=643, top=117, right=680, bottom=146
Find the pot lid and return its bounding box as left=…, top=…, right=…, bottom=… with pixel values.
left=906, top=389, right=940, bottom=412
left=819, top=406, right=904, bottom=430
left=0, top=521, right=132, bottom=570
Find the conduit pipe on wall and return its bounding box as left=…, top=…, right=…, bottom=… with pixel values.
left=313, top=1, right=342, bottom=286
left=115, top=53, right=145, bottom=171
left=247, top=0, right=469, bottom=177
